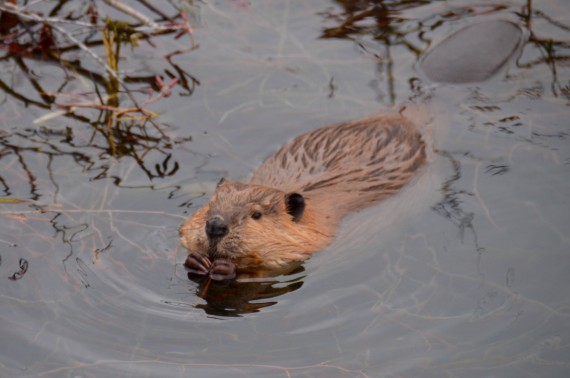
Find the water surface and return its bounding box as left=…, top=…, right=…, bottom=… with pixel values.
left=1, top=0, right=569, bottom=377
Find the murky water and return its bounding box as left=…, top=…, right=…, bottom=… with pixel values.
left=1, top=1, right=569, bottom=377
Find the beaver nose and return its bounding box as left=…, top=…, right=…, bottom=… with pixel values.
left=205, top=218, right=229, bottom=238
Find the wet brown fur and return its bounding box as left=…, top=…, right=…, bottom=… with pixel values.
left=180, top=113, right=426, bottom=274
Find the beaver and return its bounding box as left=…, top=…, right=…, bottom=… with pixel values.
left=180, top=112, right=426, bottom=280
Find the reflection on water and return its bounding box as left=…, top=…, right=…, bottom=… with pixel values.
left=319, top=0, right=568, bottom=102
left=0, top=0, right=198, bottom=198
left=1, top=0, right=569, bottom=377
left=188, top=266, right=305, bottom=316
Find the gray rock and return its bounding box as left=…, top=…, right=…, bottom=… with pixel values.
left=420, top=20, right=524, bottom=83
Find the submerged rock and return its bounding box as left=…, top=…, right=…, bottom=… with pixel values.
left=420, top=20, right=524, bottom=84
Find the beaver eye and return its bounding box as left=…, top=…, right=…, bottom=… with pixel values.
left=251, top=212, right=262, bottom=220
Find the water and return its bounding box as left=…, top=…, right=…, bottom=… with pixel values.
left=1, top=0, right=569, bottom=377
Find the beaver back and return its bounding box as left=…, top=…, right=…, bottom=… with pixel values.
left=249, top=114, right=426, bottom=220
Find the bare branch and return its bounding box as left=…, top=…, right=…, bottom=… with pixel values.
left=102, top=0, right=159, bottom=29
left=0, top=2, right=100, bottom=28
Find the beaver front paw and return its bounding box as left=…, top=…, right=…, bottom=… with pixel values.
left=185, top=252, right=212, bottom=275
left=209, top=259, right=236, bottom=281
left=185, top=253, right=236, bottom=281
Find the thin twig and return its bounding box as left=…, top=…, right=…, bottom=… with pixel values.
left=102, top=0, right=159, bottom=29
left=54, top=77, right=178, bottom=119
left=0, top=2, right=119, bottom=81
left=1, top=1, right=195, bottom=137
left=0, top=3, right=100, bottom=28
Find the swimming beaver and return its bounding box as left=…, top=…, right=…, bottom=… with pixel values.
left=180, top=113, right=426, bottom=280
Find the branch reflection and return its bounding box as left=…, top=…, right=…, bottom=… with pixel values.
left=0, top=0, right=200, bottom=198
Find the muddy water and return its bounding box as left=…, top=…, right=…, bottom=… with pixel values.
left=1, top=1, right=569, bottom=377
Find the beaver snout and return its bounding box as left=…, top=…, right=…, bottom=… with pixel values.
left=205, top=216, right=229, bottom=239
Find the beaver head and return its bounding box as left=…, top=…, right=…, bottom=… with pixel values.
left=179, top=179, right=323, bottom=272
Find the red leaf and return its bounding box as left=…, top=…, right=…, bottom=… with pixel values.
left=38, top=23, right=56, bottom=53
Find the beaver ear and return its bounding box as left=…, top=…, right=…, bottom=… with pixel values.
left=285, top=193, right=305, bottom=222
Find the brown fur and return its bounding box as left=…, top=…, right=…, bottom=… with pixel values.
left=180, top=113, right=426, bottom=274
